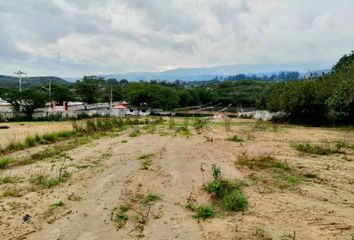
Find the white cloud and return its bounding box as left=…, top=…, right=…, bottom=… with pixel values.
left=0, top=0, right=353, bottom=77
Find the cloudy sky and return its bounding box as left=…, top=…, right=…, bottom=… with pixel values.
left=0, top=0, right=354, bottom=77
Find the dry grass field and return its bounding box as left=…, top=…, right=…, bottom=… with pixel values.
left=0, top=122, right=74, bottom=148
left=0, top=118, right=353, bottom=240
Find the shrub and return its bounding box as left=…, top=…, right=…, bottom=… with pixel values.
left=222, top=190, right=248, bottom=211
left=204, top=178, right=238, bottom=198
left=0, top=157, right=11, bottom=169
left=204, top=165, right=248, bottom=212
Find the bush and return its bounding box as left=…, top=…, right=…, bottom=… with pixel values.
left=204, top=165, right=248, bottom=212
left=204, top=178, right=238, bottom=198
left=222, top=190, right=248, bottom=211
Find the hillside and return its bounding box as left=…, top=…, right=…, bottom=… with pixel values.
left=0, top=75, right=71, bottom=89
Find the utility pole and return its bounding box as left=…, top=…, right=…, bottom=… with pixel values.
left=110, top=85, right=113, bottom=109
left=14, top=70, right=26, bottom=92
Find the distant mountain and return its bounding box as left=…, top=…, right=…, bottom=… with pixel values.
left=0, top=75, right=71, bottom=88
left=91, top=61, right=332, bottom=82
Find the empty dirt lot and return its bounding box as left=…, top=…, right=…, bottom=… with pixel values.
left=0, top=119, right=353, bottom=240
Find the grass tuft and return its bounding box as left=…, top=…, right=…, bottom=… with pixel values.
left=227, top=135, right=244, bottom=142
left=236, top=153, right=301, bottom=189
left=294, top=143, right=340, bottom=155
left=203, top=164, right=248, bottom=212
left=49, top=201, right=65, bottom=209
left=0, top=157, right=11, bottom=169
left=129, top=129, right=141, bottom=137
left=0, top=175, right=18, bottom=184
left=222, top=189, right=248, bottom=211
left=141, top=193, right=161, bottom=207
left=186, top=203, right=215, bottom=219
left=31, top=173, right=70, bottom=189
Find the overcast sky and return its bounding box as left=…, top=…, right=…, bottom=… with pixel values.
left=0, top=0, right=354, bottom=77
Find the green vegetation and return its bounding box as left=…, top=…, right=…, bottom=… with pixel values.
left=186, top=203, right=215, bottom=219
left=260, top=51, right=354, bottom=125
left=227, top=135, right=244, bottom=142
left=221, top=189, right=248, bottom=211
left=294, top=143, right=341, bottom=155
left=0, top=51, right=354, bottom=125
left=236, top=153, right=301, bottom=189
left=129, top=129, right=141, bottom=137
left=141, top=193, right=161, bottom=207
left=0, top=175, right=18, bottom=184
left=31, top=173, right=70, bottom=189
left=48, top=201, right=65, bottom=209
left=139, top=154, right=154, bottom=170
left=203, top=164, right=248, bottom=212
left=0, top=157, right=11, bottom=169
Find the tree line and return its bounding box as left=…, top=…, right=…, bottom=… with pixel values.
left=0, top=51, right=353, bottom=124
left=258, top=51, right=354, bottom=125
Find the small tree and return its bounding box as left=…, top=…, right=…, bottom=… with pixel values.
left=2, top=89, right=49, bottom=119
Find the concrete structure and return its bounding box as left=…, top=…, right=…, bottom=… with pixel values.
left=0, top=98, right=12, bottom=113
left=126, top=107, right=151, bottom=116
left=111, top=104, right=127, bottom=117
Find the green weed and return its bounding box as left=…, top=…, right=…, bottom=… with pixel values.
left=236, top=153, right=301, bottom=189
left=222, top=189, right=248, bottom=211
left=204, top=164, right=248, bottom=212
left=0, top=157, right=11, bottom=169
left=31, top=173, right=70, bottom=189
left=186, top=203, right=215, bottom=219
left=24, top=136, right=37, bottom=147
left=227, top=135, right=244, bottom=142
left=294, top=143, right=339, bottom=155
left=141, top=193, right=161, bottom=207
left=49, top=201, right=65, bottom=209
left=0, top=175, right=18, bottom=184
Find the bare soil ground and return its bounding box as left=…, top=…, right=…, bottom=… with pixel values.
left=0, top=119, right=353, bottom=240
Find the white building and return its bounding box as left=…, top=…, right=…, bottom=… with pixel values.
left=0, top=98, right=12, bottom=113
left=111, top=103, right=128, bottom=117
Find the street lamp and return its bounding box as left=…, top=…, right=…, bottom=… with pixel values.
left=13, top=70, right=27, bottom=92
